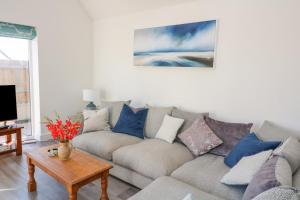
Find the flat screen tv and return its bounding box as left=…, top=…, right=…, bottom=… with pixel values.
left=0, top=85, right=18, bottom=122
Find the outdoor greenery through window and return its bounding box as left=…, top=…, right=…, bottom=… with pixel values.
left=0, top=36, right=32, bottom=138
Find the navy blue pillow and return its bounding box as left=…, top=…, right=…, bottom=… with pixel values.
left=224, top=133, right=281, bottom=167
left=112, top=104, right=148, bottom=139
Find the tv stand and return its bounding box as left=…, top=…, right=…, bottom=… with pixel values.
left=0, top=121, right=11, bottom=130
left=0, top=127, right=23, bottom=156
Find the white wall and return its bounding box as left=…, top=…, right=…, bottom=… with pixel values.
left=0, top=0, right=93, bottom=140
left=93, top=0, right=300, bottom=133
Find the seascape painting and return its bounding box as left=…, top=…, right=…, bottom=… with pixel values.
left=134, top=20, right=217, bottom=67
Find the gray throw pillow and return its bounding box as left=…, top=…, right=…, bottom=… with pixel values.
left=82, top=108, right=110, bottom=133
left=144, top=106, right=173, bottom=138
left=243, top=156, right=293, bottom=200
left=171, top=108, right=209, bottom=133
left=204, top=116, right=253, bottom=156
left=98, top=100, right=130, bottom=128
left=252, top=186, right=299, bottom=200
left=274, top=137, right=300, bottom=174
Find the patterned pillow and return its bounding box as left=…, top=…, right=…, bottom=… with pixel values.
left=178, top=119, right=223, bottom=156
left=252, top=186, right=299, bottom=200
left=204, top=116, right=253, bottom=156
left=243, top=156, right=293, bottom=200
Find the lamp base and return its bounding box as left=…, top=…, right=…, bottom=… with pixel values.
left=86, top=102, right=97, bottom=110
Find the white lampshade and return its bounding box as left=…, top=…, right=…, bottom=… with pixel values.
left=83, top=89, right=98, bottom=102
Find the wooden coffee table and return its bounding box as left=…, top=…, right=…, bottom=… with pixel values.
left=25, top=146, right=113, bottom=200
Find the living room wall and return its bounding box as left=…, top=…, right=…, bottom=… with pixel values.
left=0, top=0, right=93, bottom=140
left=93, top=0, right=300, bottom=133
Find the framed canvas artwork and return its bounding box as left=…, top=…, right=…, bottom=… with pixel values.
left=134, top=20, right=217, bottom=68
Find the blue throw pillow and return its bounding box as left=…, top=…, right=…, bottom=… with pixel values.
left=112, top=104, right=148, bottom=139
left=224, top=133, right=281, bottom=167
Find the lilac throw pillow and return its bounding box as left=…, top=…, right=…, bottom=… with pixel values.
left=178, top=119, right=223, bottom=156
left=204, top=116, right=253, bottom=157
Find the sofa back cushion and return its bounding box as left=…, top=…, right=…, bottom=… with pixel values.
left=256, top=121, right=300, bottom=142
left=99, top=100, right=130, bottom=128
left=171, top=108, right=209, bottom=133
left=144, top=106, right=173, bottom=138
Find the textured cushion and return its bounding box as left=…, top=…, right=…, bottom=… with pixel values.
left=225, top=133, right=281, bottom=167
left=155, top=115, right=184, bottom=143
left=256, top=120, right=300, bottom=142
left=128, top=176, right=223, bottom=200
left=178, top=119, right=223, bottom=156
left=144, top=106, right=173, bottom=138
left=72, top=130, right=141, bottom=160
left=243, top=156, right=293, bottom=200
left=82, top=108, right=110, bottom=133
left=252, top=186, right=299, bottom=200
left=221, top=150, right=273, bottom=185
left=171, top=154, right=246, bottom=200
left=274, top=136, right=300, bottom=173
left=171, top=108, right=209, bottom=133
left=113, top=139, right=194, bottom=179
left=204, top=116, right=253, bottom=156
left=293, top=169, right=300, bottom=189
left=112, top=104, right=148, bottom=139
left=99, top=100, right=130, bottom=128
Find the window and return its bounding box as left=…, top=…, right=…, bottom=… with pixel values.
left=0, top=37, right=32, bottom=139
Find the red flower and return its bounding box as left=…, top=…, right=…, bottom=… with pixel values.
left=45, top=115, right=82, bottom=142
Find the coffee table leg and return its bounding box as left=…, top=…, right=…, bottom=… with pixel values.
left=27, top=157, right=36, bottom=192
left=68, top=186, right=78, bottom=200
left=100, top=170, right=109, bottom=200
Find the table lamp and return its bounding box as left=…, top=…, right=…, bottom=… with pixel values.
left=83, top=89, right=98, bottom=110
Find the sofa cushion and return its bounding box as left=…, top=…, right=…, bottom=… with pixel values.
left=144, top=106, right=173, bottom=138
left=128, top=176, right=223, bottom=200
left=171, top=108, right=209, bottom=133
left=155, top=115, right=184, bottom=143
left=99, top=100, right=130, bottom=128
left=224, top=133, right=280, bottom=167
left=113, top=139, right=194, bottom=179
left=293, top=168, right=300, bottom=189
left=178, top=118, right=223, bottom=156
left=256, top=120, right=300, bottom=142
left=171, top=154, right=246, bottom=200
left=72, top=130, right=141, bottom=160
left=82, top=108, right=110, bottom=133
left=204, top=116, right=253, bottom=157
left=274, top=136, right=300, bottom=173
left=112, top=104, right=148, bottom=139
left=252, top=186, right=299, bottom=200
left=243, top=156, right=293, bottom=200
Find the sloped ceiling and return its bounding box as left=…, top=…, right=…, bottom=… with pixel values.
left=79, top=0, right=196, bottom=20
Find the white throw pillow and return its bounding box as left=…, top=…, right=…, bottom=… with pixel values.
left=155, top=114, right=184, bottom=143
left=221, top=150, right=273, bottom=185
left=83, top=108, right=110, bottom=133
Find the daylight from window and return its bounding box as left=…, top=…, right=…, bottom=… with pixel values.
left=0, top=36, right=32, bottom=138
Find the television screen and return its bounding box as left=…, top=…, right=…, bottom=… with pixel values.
left=0, top=85, right=17, bottom=122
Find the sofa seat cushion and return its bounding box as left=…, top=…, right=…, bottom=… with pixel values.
left=72, top=131, right=142, bottom=160
left=128, top=176, right=223, bottom=200
left=113, top=139, right=194, bottom=179
left=171, top=154, right=246, bottom=200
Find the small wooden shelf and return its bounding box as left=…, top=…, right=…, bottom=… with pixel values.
left=0, top=127, right=23, bottom=156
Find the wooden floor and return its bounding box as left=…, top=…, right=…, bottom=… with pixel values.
left=0, top=141, right=139, bottom=200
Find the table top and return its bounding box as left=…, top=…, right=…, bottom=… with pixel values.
left=25, top=145, right=113, bottom=185
left=0, top=126, right=23, bottom=134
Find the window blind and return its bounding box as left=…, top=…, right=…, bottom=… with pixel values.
left=0, top=22, right=36, bottom=40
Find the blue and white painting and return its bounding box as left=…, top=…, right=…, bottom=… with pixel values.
left=134, top=20, right=217, bottom=67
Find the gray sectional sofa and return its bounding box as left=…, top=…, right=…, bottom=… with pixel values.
left=73, top=101, right=300, bottom=200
